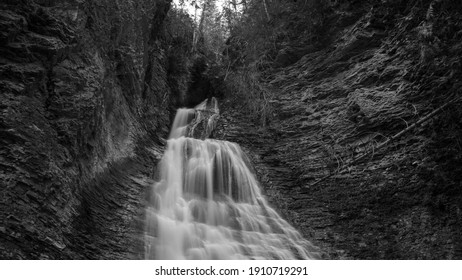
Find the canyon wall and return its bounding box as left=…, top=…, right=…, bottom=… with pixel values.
left=217, top=0, right=462, bottom=259
left=0, top=0, right=191, bottom=259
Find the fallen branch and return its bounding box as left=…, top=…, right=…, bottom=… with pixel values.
left=309, top=96, right=459, bottom=187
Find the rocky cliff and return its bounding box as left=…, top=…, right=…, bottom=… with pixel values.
left=1, top=0, right=461, bottom=260
left=216, top=0, right=462, bottom=259
left=0, top=0, right=192, bottom=259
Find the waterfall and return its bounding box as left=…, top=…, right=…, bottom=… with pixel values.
left=145, top=98, right=321, bottom=260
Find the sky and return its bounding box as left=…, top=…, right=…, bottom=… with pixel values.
left=172, top=0, right=227, bottom=19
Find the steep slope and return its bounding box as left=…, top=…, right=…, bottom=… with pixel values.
left=217, top=0, right=462, bottom=259
left=0, top=0, right=190, bottom=259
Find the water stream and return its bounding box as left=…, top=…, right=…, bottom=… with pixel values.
left=144, top=99, right=320, bottom=259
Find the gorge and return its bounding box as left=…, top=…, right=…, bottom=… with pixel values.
left=1, top=0, right=461, bottom=259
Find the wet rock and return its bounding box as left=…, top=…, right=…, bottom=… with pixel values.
left=188, top=97, right=220, bottom=140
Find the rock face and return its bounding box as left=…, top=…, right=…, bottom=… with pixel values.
left=2, top=0, right=461, bottom=260
left=216, top=0, right=462, bottom=259
left=0, top=0, right=191, bottom=259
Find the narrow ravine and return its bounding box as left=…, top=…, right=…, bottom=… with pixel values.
left=2, top=0, right=461, bottom=261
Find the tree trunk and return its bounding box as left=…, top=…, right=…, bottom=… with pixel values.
left=192, top=3, right=198, bottom=51
left=241, top=0, right=247, bottom=12
left=262, top=0, right=271, bottom=22
left=194, top=0, right=211, bottom=50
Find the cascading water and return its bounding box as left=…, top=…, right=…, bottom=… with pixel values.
left=145, top=98, right=321, bottom=260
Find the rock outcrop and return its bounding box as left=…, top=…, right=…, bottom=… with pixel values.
left=0, top=0, right=191, bottom=259
left=2, top=0, right=461, bottom=260
left=217, top=0, right=462, bottom=259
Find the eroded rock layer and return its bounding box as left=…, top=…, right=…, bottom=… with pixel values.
left=0, top=0, right=189, bottom=259
left=216, top=0, right=462, bottom=259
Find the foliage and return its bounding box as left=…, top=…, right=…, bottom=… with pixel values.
left=164, top=7, right=197, bottom=105
left=164, top=7, right=195, bottom=55
left=217, top=0, right=332, bottom=125
left=200, top=1, right=228, bottom=60
left=169, top=0, right=334, bottom=125
left=224, top=63, right=274, bottom=126
left=224, top=0, right=332, bottom=65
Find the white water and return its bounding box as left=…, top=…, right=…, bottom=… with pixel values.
left=145, top=100, right=320, bottom=259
